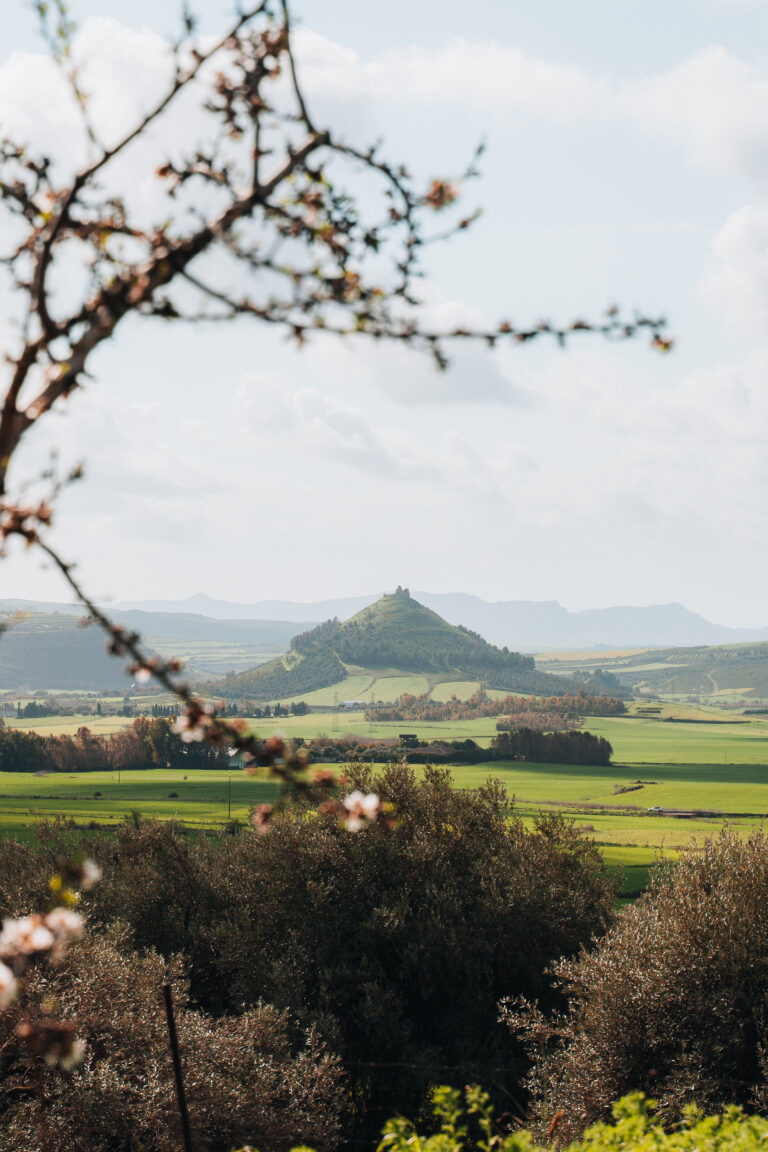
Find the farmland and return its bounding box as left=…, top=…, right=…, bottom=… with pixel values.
left=3, top=702, right=768, bottom=900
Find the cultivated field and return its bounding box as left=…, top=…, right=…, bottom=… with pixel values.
left=4, top=701, right=768, bottom=897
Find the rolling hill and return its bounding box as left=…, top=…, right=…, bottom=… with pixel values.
left=210, top=588, right=616, bottom=702
left=0, top=612, right=153, bottom=691
left=0, top=608, right=314, bottom=690
left=540, top=641, right=768, bottom=701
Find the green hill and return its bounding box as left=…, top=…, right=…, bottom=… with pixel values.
left=606, top=642, right=768, bottom=699
left=211, top=587, right=592, bottom=702
left=540, top=641, right=768, bottom=701
left=0, top=612, right=154, bottom=690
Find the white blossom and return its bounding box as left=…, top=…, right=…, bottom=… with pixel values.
left=171, top=708, right=213, bottom=743
left=0, top=915, right=55, bottom=959
left=51, top=1038, right=87, bottom=1071
left=0, top=961, right=17, bottom=1009
left=342, top=791, right=381, bottom=832
left=45, top=908, right=84, bottom=942
left=80, top=859, right=102, bottom=891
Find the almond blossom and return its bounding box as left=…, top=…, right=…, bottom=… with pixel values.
left=0, top=961, right=17, bottom=1009
left=251, top=803, right=274, bottom=834
left=51, top=1037, right=86, bottom=1071
left=342, top=791, right=381, bottom=832
left=79, top=858, right=102, bottom=891
left=172, top=702, right=216, bottom=742
left=45, top=908, right=84, bottom=943
left=0, top=914, right=55, bottom=959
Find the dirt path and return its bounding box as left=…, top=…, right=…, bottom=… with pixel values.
left=707, top=670, right=719, bottom=694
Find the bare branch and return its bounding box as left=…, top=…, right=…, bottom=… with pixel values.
left=279, top=0, right=315, bottom=132
left=0, top=0, right=672, bottom=699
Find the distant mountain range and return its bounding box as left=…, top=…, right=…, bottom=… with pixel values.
left=109, top=592, right=768, bottom=652
left=3, top=593, right=767, bottom=654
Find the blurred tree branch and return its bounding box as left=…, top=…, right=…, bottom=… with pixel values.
left=0, top=0, right=671, bottom=738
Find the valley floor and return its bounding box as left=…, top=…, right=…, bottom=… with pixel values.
left=3, top=701, right=768, bottom=898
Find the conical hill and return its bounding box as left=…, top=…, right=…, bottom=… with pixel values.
left=210, top=588, right=588, bottom=702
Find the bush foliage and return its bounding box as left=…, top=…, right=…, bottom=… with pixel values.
left=0, top=925, right=343, bottom=1152
left=508, top=828, right=768, bottom=1143
left=375, top=1087, right=768, bottom=1152
left=0, top=764, right=617, bottom=1144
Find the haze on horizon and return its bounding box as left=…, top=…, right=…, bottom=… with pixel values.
left=1, top=0, right=767, bottom=629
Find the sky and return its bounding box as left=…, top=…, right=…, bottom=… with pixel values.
left=2, top=0, right=768, bottom=625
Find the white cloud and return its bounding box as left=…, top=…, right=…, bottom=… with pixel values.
left=701, top=205, right=768, bottom=332
left=297, top=30, right=610, bottom=122
left=6, top=18, right=768, bottom=193
left=619, top=47, right=768, bottom=177
left=296, top=31, right=768, bottom=183
left=233, top=372, right=519, bottom=494
left=306, top=282, right=534, bottom=408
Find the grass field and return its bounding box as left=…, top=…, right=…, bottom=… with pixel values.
left=6, top=716, right=135, bottom=736
left=0, top=768, right=277, bottom=842
left=282, top=673, right=499, bottom=708
left=5, top=703, right=768, bottom=896
left=145, top=637, right=282, bottom=676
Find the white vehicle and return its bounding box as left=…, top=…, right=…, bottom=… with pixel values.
left=647, top=806, right=663, bottom=814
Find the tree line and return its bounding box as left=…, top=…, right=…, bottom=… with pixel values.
left=491, top=727, right=613, bottom=766
left=0, top=717, right=230, bottom=774
left=299, top=728, right=613, bottom=767
left=369, top=688, right=626, bottom=723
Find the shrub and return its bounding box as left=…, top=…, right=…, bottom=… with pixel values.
left=508, top=828, right=768, bottom=1142
left=0, top=766, right=616, bottom=1143
left=376, top=1087, right=768, bottom=1152
left=0, top=925, right=344, bottom=1152
left=87, top=764, right=614, bottom=1137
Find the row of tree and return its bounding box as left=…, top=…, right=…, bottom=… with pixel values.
left=491, top=727, right=614, bottom=766
left=0, top=717, right=231, bottom=774
left=300, top=729, right=613, bottom=767
left=369, top=688, right=626, bottom=723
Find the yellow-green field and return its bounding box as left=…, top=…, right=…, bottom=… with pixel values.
left=0, top=768, right=276, bottom=842
left=5, top=716, right=135, bottom=736
left=265, top=673, right=517, bottom=707
left=4, top=702, right=768, bottom=898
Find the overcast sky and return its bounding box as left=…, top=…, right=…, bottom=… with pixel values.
left=2, top=0, right=768, bottom=625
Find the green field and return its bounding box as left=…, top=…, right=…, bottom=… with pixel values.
left=4, top=704, right=768, bottom=896
left=272, top=672, right=513, bottom=708
left=145, top=637, right=282, bottom=676
left=5, top=715, right=135, bottom=736
left=0, top=768, right=277, bottom=842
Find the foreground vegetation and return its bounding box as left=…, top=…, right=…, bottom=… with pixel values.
left=0, top=767, right=615, bottom=1148
left=510, top=829, right=768, bottom=1142
left=2, top=702, right=768, bottom=878
left=5, top=787, right=768, bottom=1151
left=379, top=1088, right=768, bottom=1152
